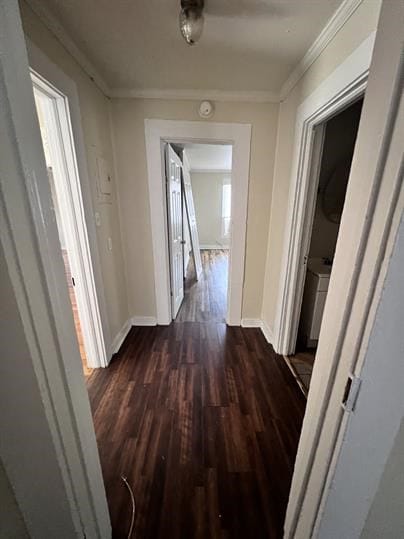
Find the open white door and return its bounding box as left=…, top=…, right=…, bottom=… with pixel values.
left=182, top=161, right=203, bottom=279
left=31, top=73, right=107, bottom=369
left=165, top=144, right=184, bottom=318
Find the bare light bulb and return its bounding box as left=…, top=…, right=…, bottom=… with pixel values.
left=179, top=7, right=204, bottom=45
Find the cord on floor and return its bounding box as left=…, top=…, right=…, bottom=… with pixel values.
left=121, top=475, right=136, bottom=538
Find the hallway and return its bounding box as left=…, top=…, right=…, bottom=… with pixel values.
left=87, top=250, right=305, bottom=538
left=176, top=249, right=228, bottom=323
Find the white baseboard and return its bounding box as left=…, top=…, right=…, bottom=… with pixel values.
left=110, top=318, right=132, bottom=357
left=111, top=317, right=273, bottom=361
left=240, top=318, right=274, bottom=349
left=109, top=316, right=158, bottom=359
left=240, top=318, right=274, bottom=346
left=241, top=318, right=262, bottom=328
left=200, top=244, right=230, bottom=250
left=131, top=316, right=157, bottom=326
left=260, top=320, right=274, bottom=345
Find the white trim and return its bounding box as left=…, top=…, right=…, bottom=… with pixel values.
left=240, top=318, right=262, bottom=328
left=144, top=119, right=251, bottom=326
left=260, top=320, right=274, bottom=345
left=182, top=149, right=191, bottom=172
left=283, top=8, right=403, bottom=535
left=0, top=2, right=110, bottom=535
left=200, top=244, right=230, bottom=250
left=131, top=316, right=158, bottom=326
left=25, top=0, right=111, bottom=96
left=317, top=215, right=404, bottom=537
left=110, top=318, right=132, bottom=355
left=24, top=0, right=365, bottom=105
left=283, top=355, right=308, bottom=397
left=111, top=87, right=279, bottom=103
left=31, top=76, right=108, bottom=370
left=280, top=0, right=364, bottom=100
left=190, top=168, right=232, bottom=174
left=242, top=318, right=275, bottom=345
left=273, top=32, right=375, bottom=356
left=27, top=40, right=111, bottom=368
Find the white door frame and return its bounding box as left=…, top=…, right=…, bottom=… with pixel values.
left=0, top=1, right=110, bottom=535
left=144, top=119, right=251, bottom=326
left=273, top=32, right=375, bottom=356
left=284, top=5, right=403, bottom=534
left=27, top=40, right=110, bottom=367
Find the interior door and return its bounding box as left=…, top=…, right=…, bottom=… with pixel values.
left=165, top=144, right=184, bottom=318
left=182, top=162, right=203, bottom=279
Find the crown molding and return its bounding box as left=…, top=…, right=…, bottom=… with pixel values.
left=25, top=0, right=363, bottom=106
left=110, top=87, right=279, bottom=103
left=279, top=0, right=364, bottom=101
left=25, top=0, right=111, bottom=96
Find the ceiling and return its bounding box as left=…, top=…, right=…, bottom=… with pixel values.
left=27, top=0, right=344, bottom=96
left=184, top=144, right=232, bottom=171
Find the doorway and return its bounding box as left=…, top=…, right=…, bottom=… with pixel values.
left=31, top=72, right=107, bottom=374
left=286, top=97, right=364, bottom=394
left=165, top=143, right=232, bottom=322
left=144, top=119, right=251, bottom=326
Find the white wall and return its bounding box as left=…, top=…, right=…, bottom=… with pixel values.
left=17, top=0, right=382, bottom=331
left=261, top=0, right=382, bottom=332
left=317, top=213, right=404, bottom=538
left=19, top=0, right=129, bottom=342
left=111, top=99, right=278, bottom=320
left=191, top=171, right=231, bottom=248
left=0, top=460, right=28, bottom=538
left=361, top=418, right=404, bottom=538
left=285, top=0, right=402, bottom=532
left=0, top=242, right=79, bottom=536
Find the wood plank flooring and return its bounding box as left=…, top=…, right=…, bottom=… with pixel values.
left=62, top=249, right=92, bottom=377
left=176, top=250, right=228, bottom=323
left=285, top=351, right=315, bottom=396
left=87, top=250, right=305, bottom=538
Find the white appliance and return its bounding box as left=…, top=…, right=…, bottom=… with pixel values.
left=300, top=258, right=332, bottom=347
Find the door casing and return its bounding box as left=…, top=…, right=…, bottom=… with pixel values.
left=27, top=38, right=111, bottom=365
left=144, top=119, right=251, bottom=326
left=284, top=5, right=403, bottom=534
left=272, top=33, right=375, bottom=357
left=0, top=2, right=110, bottom=535
left=31, top=74, right=108, bottom=369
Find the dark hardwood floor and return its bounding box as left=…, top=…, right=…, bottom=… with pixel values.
left=176, top=249, right=228, bottom=323
left=87, top=250, right=305, bottom=538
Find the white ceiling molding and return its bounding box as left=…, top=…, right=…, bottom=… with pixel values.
left=279, top=0, right=364, bottom=101
left=25, top=0, right=111, bottom=96
left=110, top=87, right=279, bottom=103
left=25, top=0, right=362, bottom=106
left=190, top=169, right=232, bottom=174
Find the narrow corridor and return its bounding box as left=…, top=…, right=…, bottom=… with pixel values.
left=87, top=250, right=305, bottom=538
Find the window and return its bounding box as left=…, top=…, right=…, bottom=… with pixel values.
left=222, top=183, right=231, bottom=238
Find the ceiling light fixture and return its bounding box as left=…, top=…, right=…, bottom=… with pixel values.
left=179, top=0, right=205, bottom=46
